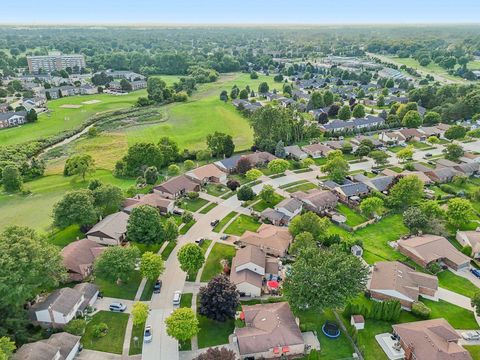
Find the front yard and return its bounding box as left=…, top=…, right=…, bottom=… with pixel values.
left=224, top=214, right=261, bottom=236
left=204, top=183, right=230, bottom=197
left=94, top=270, right=142, bottom=300
left=129, top=321, right=145, bottom=355
left=213, top=211, right=238, bottom=233
left=200, top=243, right=236, bottom=282
left=199, top=202, right=218, bottom=214
left=437, top=270, right=479, bottom=298
left=196, top=296, right=235, bottom=349
left=179, top=197, right=209, bottom=212
left=422, top=298, right=479, bottom=330
left=285, top=182, right=317, bottom=193
left=251, top=193, right=285, bottom=212
left=82, top=311, right=129, bottom=354
left=179, top=293, right=194, bottom=351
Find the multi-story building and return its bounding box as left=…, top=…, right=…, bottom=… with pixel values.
left=27, top=53, right=86, bottom=74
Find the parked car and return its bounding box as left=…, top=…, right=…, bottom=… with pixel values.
left=173, top=208, right=184, bottom=215
left=462, top=331, right=480, bottom=340
left=210, top=219, right=220, bottom=227
left=424, top=153, right=433, bottom=158
left=220, top=234, right=229, bottom=240
left=153, top=280, right=162, bottom=294
left=470, top=268, right=480, bottom=279
left=195, top=238, right=204, bottom=245
left=428, top=161, right=436, bottom=166
left=144, top=325, right=153, bottom=343
left=173, top=291, right=182, bottom=306
left=109, top=303, right=127, bottom=312
left=371, top=169, right=380, bottom=175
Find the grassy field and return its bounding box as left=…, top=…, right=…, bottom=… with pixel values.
left=94, top=271, right=142, bottom=300
left=336, top=204, right=367, bottom=227
left=129, top=321, right=146, bottom=355
left=465, top=346, right=480, bottom=359
left=437, top=270, right=479, bottom=298
left=179, top=219, right=196, bottom=235
left=82, top=311, right=129, bottom=354
left=224, top=214, right=261, bottom=236
left=422, top=298, right=479, bottom=329
left=179, top=292, right=194, bottom=351
left=161, top=241, right=177, bottom=261
left=285, top=182, right=317, bottom=193
left=179, top=197, right=209, bottom=212
left=200, top=243, right=236, bottom=282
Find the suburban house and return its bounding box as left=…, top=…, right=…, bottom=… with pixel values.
left=234, top=302, right=305, bottom=359
left=397, top=234, right=471, bottom=271
left=123, top=193, right=175, bottom=215
left=368, top=261, right=438, bottom=310
left=302, top=143, right=333, bottom=158
left=435, top=158, right=458, bottom=168
left=79, top=84, right=98, bottom=95
left=260, top=208, right=290, bottom=226
left=291, top=189, right=338, bottom=213
left=13, top=332, right=81, bottom=360
left=186, top=163, right=227, bottom=184
left=237, top=224, right=293, bottom=257
left=363, top=175, right=396, bottom=193
left=460, top=152, right=480, bottom=164
left=350, top=135, right=382, bottom=148
left=243, top=151, right=278, bottom=167
left=379, top=131, right=406, bottom=145
left=230, top=245, right=279, bottom=297
left=392, top=319, right=472, bottom=360
left=214, top=155, right=242, bottom=173
left=30, top=283, right=99, bottom=327
left=333, top=182, right=370, bottom=203
left=153, top=175, right=200, bottom=199
left=453, top=162, right=479, bottom=176
left=284, top=145, right=308, bottom=160
left=320, top=116, right=385, bottom=133
left=397, top=128, right=426, bottom=142
left=456, top=230, right=480, bottom=258
left=61, top=239, right=105, bottom=282
left=425, top=167, right=460, bottom=183
left=260, top=198, right=303, bottom=226
left=86, top=211, right=129, bottom=246
left=0, top=111, right=27, bottom=129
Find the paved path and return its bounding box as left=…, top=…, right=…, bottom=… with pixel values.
left=121, top=278, right=148, bottom=356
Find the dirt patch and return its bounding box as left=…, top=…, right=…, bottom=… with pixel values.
left=60, top=104, right=83, bottom=109
left=82, top=100, right=102, bottom=105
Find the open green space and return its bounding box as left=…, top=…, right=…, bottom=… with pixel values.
left=465, top=346, right=480, bottom=359
left=422, top=298, right=478, bottom=329
left=179, top=197, right=209, bottom=212
left=213, top=211, right=238, bottom=233
left=204, top=183, right=229, bottom=197
left=48, top=224, right=83, bottom=247
left=251, top=193, right=285, bottom=212
left=336, top=204, right=367, bottom=227
left=82, top=311, right=129, bottom=354
left=129, top=321, right=146, bottom=355
left=224, top=214, right=261, bottom=236
left=279, top=180, right=310, bottom=189
left=437, top=270, right=479, bottom=298
left=94, top=271, right=142, bottom=300
left=285, top=182, right=317, bottom=193
left=200, top=243, right=236, bottom=282
left=133, top=242, right=162, bottom=255
left=199, top=202, right=218, bottom=214
left=197, top=314, right=235, bottom=349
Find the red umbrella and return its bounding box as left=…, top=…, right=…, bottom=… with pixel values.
left=267, top=280, right=279, bottom=289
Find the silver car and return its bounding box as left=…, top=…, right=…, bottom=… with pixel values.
left=173, top=291, right=182, bottom=306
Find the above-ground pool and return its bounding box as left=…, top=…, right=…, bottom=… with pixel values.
left=322, top=320, right=341, bottom=338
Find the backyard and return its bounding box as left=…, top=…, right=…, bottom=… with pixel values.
left=336, top=203, right=367, bottom=227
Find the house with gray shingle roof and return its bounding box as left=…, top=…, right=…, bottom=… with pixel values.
left=13, top=332, right=81, bottom=360
left=86, top=211, right=129, bottom=245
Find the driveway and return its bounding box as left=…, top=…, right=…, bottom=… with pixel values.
left=94, top=297, right=136, bottom=314
left=76, top=349, right=125, bottom=360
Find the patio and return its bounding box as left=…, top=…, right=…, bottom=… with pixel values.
left=375, top=333, right=405, bottom=360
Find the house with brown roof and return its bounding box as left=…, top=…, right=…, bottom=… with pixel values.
left=456, top=230, right=480, bottom=258
left=397, top=235, right=471, bottom=271
left=123, top=193, right=174, bottom=215
left=397, top=128, right=426, bottom=142
left=237, top=224, right=293, bottom=257
left=86, top=211, right=129, bottom=246
left=14, top=332, right=81, bottom=360
left=379, top=131, right=407, bottom=145
left=425, top=167, right=460, bottom=183
left=302, top=143, right=333, bottom=158
left=243, top=151, right=277, bottom=167
left=230, top=245, right=279, bottom=297
left=291, top=189, right=338, bottom=213
left=368, top=261, right=438, bottom=310
left=153, top=175, right=200, bottom=199
left=400, top=170, right=433, bottom=185
left=453, top=162, right=479, bottom=176
left=234, top=302, right=305, bottom=359
left=460, top=152, right=480, bottom=164
left=61, top=239, right=105, bottom=282
left=392, top=319, right=472, bottom=360
left=186, top=163, right=227, bottom=184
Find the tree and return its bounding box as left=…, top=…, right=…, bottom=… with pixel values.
left=0, top=337, right=15, bottom=360
left=396, top=145, right=414, bottom=163
left=250, top=71, right=258, bottom=80
left=131, top=302, right=149, bottom=326
left=289, top=212, right=330, bottom=241
left=321, top=151, right=349, bottom=183
left=237, top=185, right=255, bottom=201
left=309, top=92, right=324, bottom=109
left=26, top=109, right=37, bottom=123
left=167, top=164, right=180, bottom=176
left=402, top=110, right=422, bottom=128
left=258, top=82, right=269, bottom=94
left=198, top=275, right=239, bottom=321
left=63, top=154, right=95, bottom=180
left=163, top=217, right=179, bottom=243
left=193, top=347, right=236, bottom=360
left=0, top=226, right=66, bottom=309
left=275, top=140, right=286, bottom=158
left=206, top=132, right=235, bottom=158
left=120, top=79, right=132, bottom=91
left=445, top=125, right=467, bottom=140
left=338, top=105, right=352, bottom=120
left=403, top=207, right=428, bottom=234
left=127, top=205, right=163, bottom=244
left=323, top=90, right=334, bottom=106
left=144, top=166, right=159, bottom=185
left=302, top=157, right=315, bottom=168
left=267, top=159, right=290, bottom=174
left=238, top=89, right=248, bottom=99
left=226, top=179, right=240, bottom=191
left=472, top=292, right=480, bottom=316
left=427, top=136, right=440, bottom=144
left=273, top=74, right=284, bottom=82
left=396, top=102, right=418, bottom=121
left=147, top=77, right=167, bottom=102
left=236, top=157, right=252, bottom=174
left=183, top=160, right=195, bottom=171
left=177, top=243, right=205, bottom=275
left=165, top=308, right=199, bottom=342
left=53, top=189, right=97, bottom=228
left=360, top=197, right=384, bottom=217
left=259, top=185, right=276, bottom=204
left=1, top=165, right=22, bottom=192
left=446, top=198, right=475, bottom=229
left=245, top=168, right=263, bottom=182
left=94, top=246, right=140, bottom=283
left=388, top=175, right=424, bottom=209
left=64, top=319, right=87, bottom=336
left=290, top=232, right=316, bottom=255
left=377, top=95, right=385, bottom=107
left=140, top=251, right=165, bottom=281
left=284, top=247, right=368, bottom=312
left=352, top=104, right=365, bottom=118
left=369, top=150, right=389, bottom=166
left=423, top=111, right=441, bottom=125
left=120, top=142, right=164, bottom=177
left=445, top=143, right=464, bottom=161
left=92, top=184, right=123, bottom=216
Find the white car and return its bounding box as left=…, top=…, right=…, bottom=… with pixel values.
left=144, top=325, right=153, bottom=343
left=109, top=302, right=127, bottom=312
left=173, top=291, right=182, bottom=306
left=462, top=331, right=480, bottom=341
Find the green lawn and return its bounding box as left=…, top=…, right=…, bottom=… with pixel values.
left=336, top=204, right=367, bottom=227
left=140, top=279, right=155, bottom=301
left=94, top=271, right=142, bottom=300
left=213, top=211, right=238, bottom=233
left=48, top=224, right=84, bottom=247
left=224, top=214, right=261, bottom=236
left=129, top=321, right=146, bottom=355
left=82, top=311, right=129, bottom=354
left=314, top=157, right=328, bottom=166
left=388, top=166, right=403, bottom=173
left=251, top=193, right=285, bottom=212
left=285, top=182, right=317, bottom=193
left=199, top=202, right=218, bottom=214
left=179, top=292, right=194, bottom=351
left=197, top=315, right=235, bottom=349
left=161, top=241, right=177, bottom=260
left=179, top=219, right=196, bottom=235
left=279, top=180, right=309, bottom=189
left=179, top=197, right=209, bottom=212
left=465, top=346, right=480, bottom=359
left=204, top=183, right=229, bottom=197
left=132, top=242, right=162, bottom=254
left=200, top=243, right=236, bottom=282
left=437, top=270, right=479, bottom=298
left=422, top=299, right=479, bottom=329
left=187, top=240, right=212, bottom=281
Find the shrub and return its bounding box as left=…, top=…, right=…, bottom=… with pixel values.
left=427, top=262, right=442, bottom=275
left=187, top=191, right=199, bottom=200
left=237, top=185, right=255, bottom=201
left=412, top=301, right=431, bottom=319
left=64, top=319, right=87, bottom=336
left=92, top=322, right=109, bottom=338
left=226, top=179, right=240, bottom=191
left=439, top=184, right=456, bottom=195
left=182, top=211, right=193, bottom=223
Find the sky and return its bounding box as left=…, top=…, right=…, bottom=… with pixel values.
left=1, top=0, right=480, bottom=24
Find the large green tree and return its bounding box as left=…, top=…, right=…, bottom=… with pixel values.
left=402, top=110, right=422, bottom=128
left=94, top=246, right=140, bottom=283
left=147, top=77, right=167, bottom=103
left=165, top=308, right=199, bottom=342
left=140, top=251, right=165, bottom=281
left=127, top=205, right=164, bottom=244
left=92, top=184, right=123, bottom=216
left=198, top=275, right=239, bottom=322
left=63, top=154, right=95, bottom=180
left=446, top=198, right=475, bottom=229
left=388, top=175, right=424, bottom=209
left=321, top=150, right=349, bottom=183
left=177, top=243, right=205, bottom=276
left=1, top=165, right=22, bottom=192
left=206, top=132, right=235, bottom=158
left=445, top=143, right=464, bottom=161
left=53, top=189, right=98, bottom=228
left=289, top=212, right=330, bottom=241
left=0, top=337, right=15, bottom=360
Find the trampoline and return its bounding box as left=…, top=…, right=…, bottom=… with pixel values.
left=322, top=320, right=340, bottom=338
